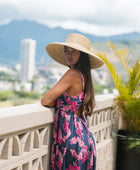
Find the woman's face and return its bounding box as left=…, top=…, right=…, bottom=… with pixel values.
left=64, top=46, right=80, bottom=68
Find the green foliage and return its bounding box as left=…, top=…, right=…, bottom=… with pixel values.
left=0, top=90, right=41, bottom=108
left=124, top=135, right=140, bottom=153
left=94, top=84, right=106, bottom=94
left=97, top=40, right=140, bottom=132
left=12, top=98, right=37, bottom=106
left=0, top=91, right=16, bottom=100
left=14, top=90, right=41, bottom=99
left=98, top=40, right=140, bottom=152
left=27, top=91, right=41, bottom=99
left=93, top=81, right=112, bottom=94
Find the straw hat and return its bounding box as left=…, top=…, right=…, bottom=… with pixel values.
left=46, top=33, right=104, bottom=69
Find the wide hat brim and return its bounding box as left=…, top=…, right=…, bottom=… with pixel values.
left=46, top=38, right=104, bottom=69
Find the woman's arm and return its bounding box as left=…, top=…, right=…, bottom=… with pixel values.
left=41, top=69, right=76, bottom=107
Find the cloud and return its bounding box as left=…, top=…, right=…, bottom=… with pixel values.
left=0, top=4, right=20, bottom=21
left=0, top=0, right=140, bottom=36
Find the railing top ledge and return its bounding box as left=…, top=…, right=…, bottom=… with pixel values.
left=0, top=94, right=115, bottom=137
left=0, top=103, right=54, bottom=118
left=94, top=94, right=115, bottom=111
left=0, top=103, right=55, bottom=137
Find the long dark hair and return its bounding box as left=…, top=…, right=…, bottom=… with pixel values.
left=74, top=51, right=95, bottom=117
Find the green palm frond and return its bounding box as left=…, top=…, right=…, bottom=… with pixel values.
left=127, top=60, right=140, bottom=95
left=125, top=135, right=140, bottom=153
left=97, top=52, right=128, bottom=96
left=97, top=41, right=140, bottom=131
left=108, top=40, right=132, bottom=74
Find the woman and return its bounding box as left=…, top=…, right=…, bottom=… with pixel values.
left=41, top=33, right=104, bottom=170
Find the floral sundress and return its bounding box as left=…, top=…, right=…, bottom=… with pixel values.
left=51, top=72, right=96, bottom=170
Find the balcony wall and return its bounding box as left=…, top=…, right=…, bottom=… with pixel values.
left=0, top=95, right=121, bottom=170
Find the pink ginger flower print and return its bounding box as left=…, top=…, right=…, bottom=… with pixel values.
left=76, top=122, right=83, bottom=130
left=79, top=92, right=84, bottom=102
left=67, top=100, right=73, bottom=105
left=61, top=110, right=65, bottom=117
left=70, top=137, right=84, bottom=147
left=82, top=151, right=88, bottom=163
left=73, top=102, right=79, bottom=109
left=69, top=164, right=80, bottom=170
left=88, top=138, right=96, bottom=157
left=70, top=137, right=78, bottom=144
left=63, top=123, right=67, bottom=132
left=76, top=128, right=82, bottom=135
left=74, top=144, right=88, bottom=161
left=57, top=128, right=62, bottom=144
left=53, top=130, right=57, bottom=139
left=51, top=153, right=55, bottom=169
left=77, top=138, right=84, bottom=147
left=76, top=121, right=83, bottom=136
left=77, top=149, right=84, bottom=160
left=65, top=114, right=71, bottom=121
left=62, top=147, right=67, bottom=156
left=56, top=99, right=62, bottom=108
left=83, top=121, right=90, bottom=137
left=70, top=149, right=78, bottom=159
left=74, top=117, right=84, bottom=137
left=63, top=118, right=70, bottom=132
left=56, top=160, right=61, bottom=170
left=62, top=105, right=71, bottom=112
left=51, top=143, right=54, bottom=152
left=54, top=113, right=59, bottom=124
left=70, top=105, right=75, bottom=112
left=66, top=160, right=80, bottom=170
left=56, top=145, right=60, bottom=155
left=55, top=108, right=59, bottom=114
left=88, top=151, right=94, bottom=169
left=62, top=127, right=71, bottom=142
left=56, top=145, right=64, bottom=169
left=66, top=128, right=71, bottom=139
left=66, top=100, right=79, bottom=111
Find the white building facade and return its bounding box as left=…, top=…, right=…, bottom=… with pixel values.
left=20, top=39, right=36, bottom=82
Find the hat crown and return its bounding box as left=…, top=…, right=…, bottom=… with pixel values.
left=66, top=33, right=91, bottom=50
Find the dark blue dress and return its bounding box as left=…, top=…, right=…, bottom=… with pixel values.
left=51, top=72, right=96, bottom=170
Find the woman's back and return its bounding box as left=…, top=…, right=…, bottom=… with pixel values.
left=51, top=72, right=96, bottom=170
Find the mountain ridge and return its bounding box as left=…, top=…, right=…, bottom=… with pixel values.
left=0, top=20, right=140, bottom=67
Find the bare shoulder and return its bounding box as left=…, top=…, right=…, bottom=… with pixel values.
left=64, top=68, right=80, bottom=77
left=61, top=68, right=80, bottom=82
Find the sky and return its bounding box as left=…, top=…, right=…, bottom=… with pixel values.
left=0, top=0, right=140, bottom=36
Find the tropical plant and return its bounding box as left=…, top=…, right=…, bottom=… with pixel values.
left=97, top=40, right=140, bottom=131
left=125, top=134, right=140, bottom=153
left=96, top=40, right=140, bottom=151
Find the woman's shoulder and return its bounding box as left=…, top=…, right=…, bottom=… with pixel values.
left=62, top=69, right=81, bottom=82
left=64, top=68, right=80, bottom=77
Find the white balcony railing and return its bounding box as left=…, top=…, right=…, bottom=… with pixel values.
left=0, top=94, right=121, bottom=170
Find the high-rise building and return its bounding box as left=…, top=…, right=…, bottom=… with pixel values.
left=19, top=39, right=36, bottom=82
